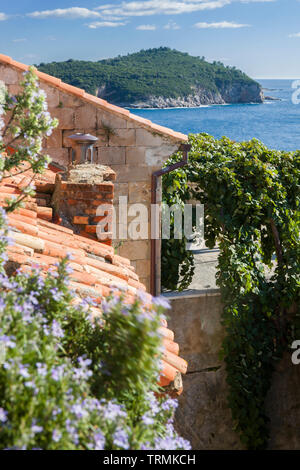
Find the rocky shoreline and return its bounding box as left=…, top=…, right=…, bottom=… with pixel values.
left=123, top=82, right=265, bottom=109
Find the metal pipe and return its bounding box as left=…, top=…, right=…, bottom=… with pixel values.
left=150, top=143, right=191, bottom=296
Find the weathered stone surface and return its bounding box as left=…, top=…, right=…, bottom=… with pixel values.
left=46, top=128, right=62, bottom=148
left=110, top=164, right=150, bottom=183
left=126, top=147, right=146, bottom=165
left=50, top=107, right=75, bottom=129
left=266, top=353, right=300, bottom=449
left=58, top=91, right=83, bottom=108
left=109, top=129, right=136, bottom=147
left=99, top=147, right=126, bottom=165
left=8, top=84, right=22, bottom=96
left=41, top=84, right=60, bottom=108
left=168, top=293, right=224, bottom=373
left=145, top=144, right=178, bottom=168
left=0, top=65, right=19, bottom=84
left=135, top=259, right=150, bottom=278
left=43, top=148, right=69, bottom=166
left=175, top=367, right=243, bottom=450
left=67, top=164, right=115, bottom=184
left=119, top=240, right=150, bottom=261
left=128, top=182, right=151, bottom=203
left=136, top=129, right=166, bottom=147
left=75, top=105, right=97, bottom=129
left=113, top=183, right=129, bottom=200
left=97, top=109, right=127, bottom=129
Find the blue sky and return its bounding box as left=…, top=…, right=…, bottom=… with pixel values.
left=0, top=0, right=300, bottom=78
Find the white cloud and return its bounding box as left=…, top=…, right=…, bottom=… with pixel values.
left=88, top=21, right=127, bottom=29
left=289, top=32, right=300, bottom=38
left=12, top=38, right=27, bottom=43
left=94, top=0, right=276, bottom=19
left=0, top=13, right=8, bottom=21
left=27, top=7, right=102, bottom=19
left=94, top=1, right=232, bottom=17
left=25, top=1, right=276, bottom=26
left=136, top=24, right=156, bottom=30
left=195, top=21, right=250, bottom=28
left=164, top=20, right=180, bottom=30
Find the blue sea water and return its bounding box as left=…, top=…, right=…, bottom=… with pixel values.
left=129, top=80, right=300, bottom=152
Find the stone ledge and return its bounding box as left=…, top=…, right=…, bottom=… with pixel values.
left=162, top=288, right=221, bottom=300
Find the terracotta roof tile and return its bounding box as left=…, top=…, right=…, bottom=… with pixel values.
left=0, top=162, right=187, bottom=390
left=0, top=55, right=188, bottom=143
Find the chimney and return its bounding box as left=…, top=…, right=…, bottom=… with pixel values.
left=52, top=163, right=116, bottom=246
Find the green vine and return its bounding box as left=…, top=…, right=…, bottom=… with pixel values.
left=162, top=134, right=300, bottom=449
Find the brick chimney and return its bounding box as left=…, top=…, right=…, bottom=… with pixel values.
left=52, top=164, right=116, bottom=246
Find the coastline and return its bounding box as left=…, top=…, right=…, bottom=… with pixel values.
left=125, top=80, right=298, bottom=152
left=127, top=102, right=263, bottom=111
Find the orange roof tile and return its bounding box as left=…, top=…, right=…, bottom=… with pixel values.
left=0, top=162, right=187, bottom=391
left=0, top=54, right=188, bottom=143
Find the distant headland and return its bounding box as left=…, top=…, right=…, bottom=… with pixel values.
left=37, top=47, right=264, bottom=108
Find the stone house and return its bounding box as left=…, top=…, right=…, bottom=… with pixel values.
left=0, top=54, right=188, bottom=293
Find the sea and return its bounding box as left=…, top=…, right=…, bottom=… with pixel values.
left=129, top=79, right=300, bottom=152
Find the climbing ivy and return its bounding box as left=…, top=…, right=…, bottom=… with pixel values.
left=162, top=134, right=300, bottom=449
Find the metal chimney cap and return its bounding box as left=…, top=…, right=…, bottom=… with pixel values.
left=68, top=133, right=98, bottom=143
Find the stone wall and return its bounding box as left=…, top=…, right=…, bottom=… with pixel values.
left=0, top=61, right=183, bottom=291
left=166, top=290, right=300, bottom=450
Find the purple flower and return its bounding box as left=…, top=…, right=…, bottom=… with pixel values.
left=102, top=402, right=126, bottom=421
left=36, top=363, right=47, bottom=377
left=152, top=296, right=171, bottom=310
left=161, top=398, right=178, bottom=412
left=101, top=299, right=110, bottom=314
left=52, top=429, right=62, bottom=443
left=137, top=290, right=150, bottom=305
left=0, top=297, right=5, bottom=311
left=25, top=381, right=35, bottom=389
left=52, top=408, right=61, bottom=417
left=113, top=428, right=129, bottom=450
left=71, top=403, right=88, bottom=419
left=31, top=421, right=43, bottom=434
left=49, top=288, right=63, bottom=302
left=121, top=307, right=129, bottom=317
left=78, top=357, right=92, bottom=368
left=93, top=431, right=105, bottom=450
left=142, top=414, right=154, bottom=426
left=66, top=419, right=79, bottom=444
left=19, top=364, right=30, bottom=379
left=51, top=365, right=65, bottom=381
left=0, top=334, right=16, bottom=349
left=51, top=320, right=64, bottom=338
left=0, top=408, right=8, bottom=423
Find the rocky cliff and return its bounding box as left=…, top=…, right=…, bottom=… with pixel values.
left=125, top=82, right=264, bottom=108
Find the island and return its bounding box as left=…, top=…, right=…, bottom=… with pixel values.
left=37, top=47, right=264, bottom=108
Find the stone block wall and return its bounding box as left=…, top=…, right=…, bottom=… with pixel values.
left=166, top=290, right=300, bottom=450
left=0, top=61, right=184, bottom=291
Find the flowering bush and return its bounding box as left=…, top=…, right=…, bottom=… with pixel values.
left=0, top=69, right=190, bottom=450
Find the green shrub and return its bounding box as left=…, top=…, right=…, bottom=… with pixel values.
left=162, top=133, right=300, bottom=449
